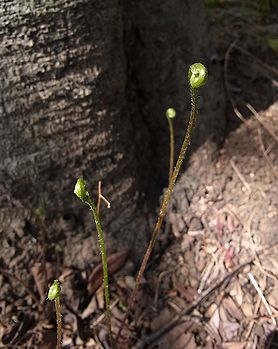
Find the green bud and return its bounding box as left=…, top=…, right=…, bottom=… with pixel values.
left=48, top=280, right=61, bottom=300
left=34, top=207, right=46, bottom=220
left=166, top=108, right=176, bottom=119
left=188, top=63, right=208, bottom=89
left=54, top=244, right=63, bottom=253
left=74, top=178, right=89, bottom=203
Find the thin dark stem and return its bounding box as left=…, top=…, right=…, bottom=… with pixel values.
left=116, top=88, right=198, bottom=344
left=167, top=116, right=175, bottom=184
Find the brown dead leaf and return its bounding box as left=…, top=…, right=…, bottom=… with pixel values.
left=173, top=332, right=196, bottom=349
left=150, top=307, right=172, bottom=331
left=2, top=314, right=35, bottom=345
left=81, top=294, right=98, bottom=319
left=31, top=262, right=56, bottom=301
left=241, top=301, right=254, bottom=318
left=223, top=342, right=247, bottom=349
left=209, top=306, right=220, bottom=332
left=223, top=296, right=244, bottom=322
left=222, top=321, right=240, bottom=342
left=219, top=305, right=240, bottom=341
left=87, top=250, right=128, bottom=296
left=206, top=303, right=218, bottom=318
left=230, top=281, right=243, bottom=306
left=173, top=276, right=197, bottom=302
left=39, top=330, right=56, bottom=349
left=205, top=338, right=215, bottom=349
left=157, top=322, right=192, bottom=349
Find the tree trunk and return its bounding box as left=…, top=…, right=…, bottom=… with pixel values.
left=0, top=0, right=225, bottom=281
left=124, top=0, right=225, bottom=189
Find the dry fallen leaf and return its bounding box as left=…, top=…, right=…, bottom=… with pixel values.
left=223, top=342, right=247, bottom=349
left=219, top=305, right=240, bottom=341
left=39, top=330, right=57, bottom=349
left=209, top=306, right=220, bottom=332
left=87, top=250, right=128, bottom=296
left=223, top=296, right=244, bottom=322
left=173, top=276, right=197, bottom=302
left=230, top=281, right=243, bottom=306
left=241, top=301, right=254, bottom=319
left=31, top=262, right=56, bottom=301
left=173, top=332, right=196, bottom=349
left=150, top=307, right=172, bottom=331
left=2, top=314, right=35, bottom=345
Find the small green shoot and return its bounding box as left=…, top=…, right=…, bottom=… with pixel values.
left=166, top=107, right=176, bottom=183
left=48, top=280, right=62, bottom=349
left=116, top=62, right=208, bottom=342
left=74, top=178, right=112, bottom=344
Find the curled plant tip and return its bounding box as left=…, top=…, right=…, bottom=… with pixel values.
left=48, top=280, right=61, bottom=300
left=166, top=108, right=176, bottom=119
left=188, top=63, right=208, bottom=89
left=74, top=178, right=89, bottom=203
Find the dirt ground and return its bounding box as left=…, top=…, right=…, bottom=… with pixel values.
left=0, top=2, right=277, bottom=349
left=141, top=101, right=278, bottom=349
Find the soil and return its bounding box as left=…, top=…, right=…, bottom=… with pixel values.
left=143, top=101, right=278, bottom=349
left=1, top=2, right=277, bottom=349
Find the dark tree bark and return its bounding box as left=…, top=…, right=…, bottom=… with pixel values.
left=124, top=0, right=225, bottom=190
left=0, top=0, right=141, bottom=248
left=0, top=0, right=225, bottom=282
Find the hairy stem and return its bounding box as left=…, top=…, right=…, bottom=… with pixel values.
left=55, top=297, right=62, bottom=349
left=74, top=178, right=113, bottom=345
left=87, top=198, right=112, bottom=345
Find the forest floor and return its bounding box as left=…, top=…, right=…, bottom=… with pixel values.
left=1, top=2, right=277, bottom=349
left=132, top=4, right=278, bottom=348
left=134, top=101, right=278, bottom=349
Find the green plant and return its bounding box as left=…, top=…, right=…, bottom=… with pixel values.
left=74, top=178, right=112, bottom=344
left=166, top=107, right=176, bottom=183
left=116, top=62, right=208, bottom=342
left=48, top=280, right=62, bottom=349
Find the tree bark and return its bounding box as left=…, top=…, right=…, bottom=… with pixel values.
left=124, top=0, right=225, bottom=189
left=0, top=2, right=139, bottom=232
left=0, top=0, right=225, bottom=277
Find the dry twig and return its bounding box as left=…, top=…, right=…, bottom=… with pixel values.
left=224, top=40, right=248, bottom=124
left=230, top=159, right=251, bottom=193
left=248, top=272, right=276, bottom=326
left=97, top=180, right=111, bottom=216
left=246, top=103, right=278, bottom=144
